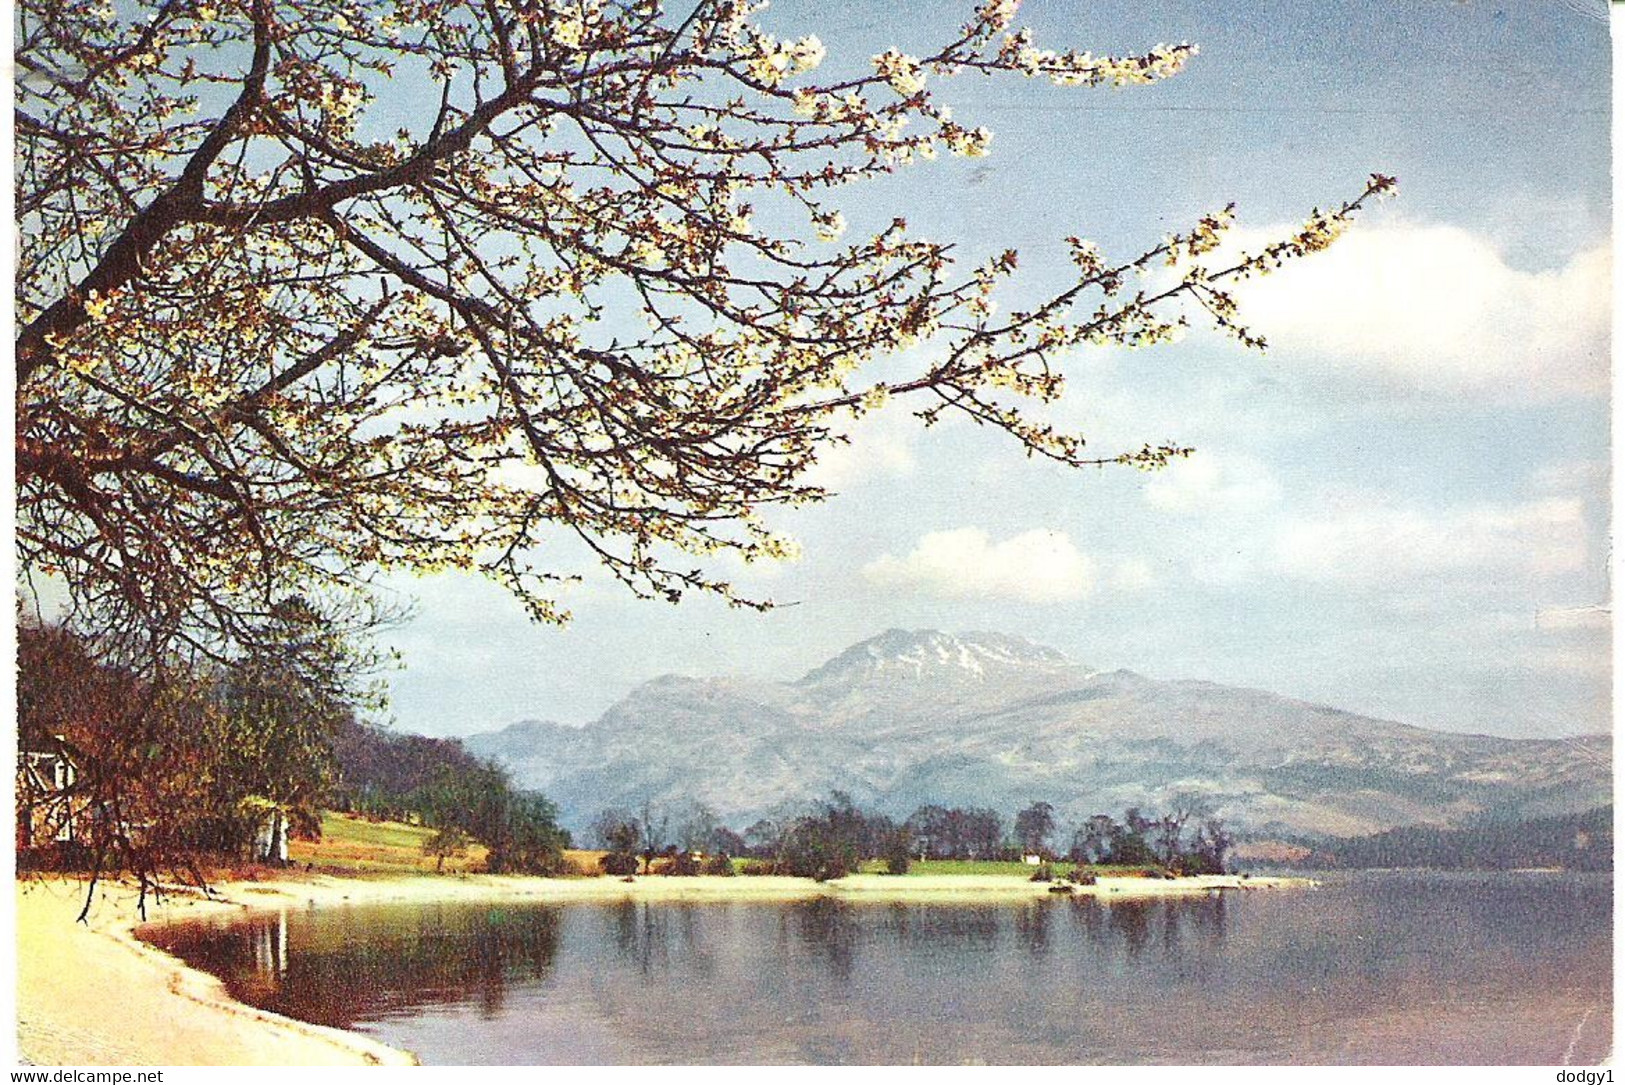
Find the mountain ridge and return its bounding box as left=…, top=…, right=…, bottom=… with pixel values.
left=463, top=629, right=1611, bottom=839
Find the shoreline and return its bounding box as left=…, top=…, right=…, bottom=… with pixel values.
left=16, top=869, right=1312, bottom=1066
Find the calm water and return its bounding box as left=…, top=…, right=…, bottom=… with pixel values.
left=139, top=872, right=1612, bottom=1065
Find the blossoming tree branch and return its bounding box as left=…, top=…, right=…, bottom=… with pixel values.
left=16, top=0, right=1395, bottom=665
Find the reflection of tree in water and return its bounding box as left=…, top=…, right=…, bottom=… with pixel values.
left=911, top=906, right=1001, bottom=950
left=789, top=898, right=859, bottom=984
left=870, top=904, right=1004, bottom=958
left=144, top=903, right=563, bottom=1027
left=1068, top=895, right=1106, bottom=944
left=147, top=893, right=1239, bottom=1039
left=1012, top=901, right=1051, bottom=959
left=1064, top=894, right=1228, bottom=964
left=1161, top=900, right=1181, bottom=958
left=1187, top=893, right=1227, bottom=947
left=609, top=899, right=668, bottom=977
left=603, top=901, right=715, bottom=980
left=788, top=903, right=1007, bottom=988
left=1108, top=900, right=1154, bottom=959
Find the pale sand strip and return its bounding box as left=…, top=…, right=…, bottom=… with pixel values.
left=16, top=870, right=1311, bottom=1066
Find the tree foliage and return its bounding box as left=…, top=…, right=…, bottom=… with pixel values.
left=1064, top=805, right=1230, bottom=872
left=422, top=823, right=472, bottom=872
left=16, top=617, right=352, bottom=914
left=776, top=792, right=868, bottom=881
left=1315, top=807, right=1612, bottom=872
left=16, top=0, right=1394, bottom=666
left=904, top=803, right=1004, bottom=859
left=589, top=806, right=642, bottom=852
left=361, top=740, right=570, bottom=872
left=1013, top=800, right=1055, bottom=855
left=327, top=714, right=492, bottom=820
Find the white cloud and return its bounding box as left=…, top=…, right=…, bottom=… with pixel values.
left=862, top=527, right=1093, bottom=603
left=1273, top=497, right=1589, bottom=583
left=1225, top=224, right=1609, bottom=399
left=1142, top=451, right=1281, bottom=513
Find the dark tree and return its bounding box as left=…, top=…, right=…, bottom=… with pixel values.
left=707, top=826, right=749, bottom=859
left=674, top=800, right=721, bottom=853
left=1068, top=815, right=1113, bottom=865
left=880, top=825, right=913, bottom=875
left=743, top=818, right=784, bottom=860
left=779, top=813, right=860, bottom=882
left=960, top=808, right=1006, bottom=860
left=637, top=800, right=669, bottom=874
left=1014, top=801, right=1057, bottom=856
left=905, top=805, right=952, bottom=859
left=1187, top=817, right=1234, bottom=875
left=1154, top=815, right=1185, bottom=867
left=1109, top=808, right=1156, bottom=866
left=423, top=825, right=472, bottom=873
left=590, top=808, right=642, bottom=854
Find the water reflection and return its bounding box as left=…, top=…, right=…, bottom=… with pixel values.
left=1057, top=893, right=1229, bottom=964
left=790, top=898, right=859, bottom=983
left=143, top=902, right=563, bottom=1028
left=1013, top=900, right=1050, bottom=959
left=144, top=894, right=1235, bottom=1027
left=138, top=874, right=1612, bottom=1065
left=602, top=901, right=719, bottom=981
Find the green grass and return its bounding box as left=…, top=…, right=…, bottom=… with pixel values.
left=856, top=858, right=1036, bottom=877
left=289, top=812, right=487, bottom=876
left=317, top=812, right=435, bottom=851
left=292, top=813, right=607, bottom=877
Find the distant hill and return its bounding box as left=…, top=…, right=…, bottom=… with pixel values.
left=464, top=629, right=1612, bottom=839
left=1312, top=806, right=1613, bottom=871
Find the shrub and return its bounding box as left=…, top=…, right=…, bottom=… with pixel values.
left=1028, top=863, right=1054, bottom=883
left=702, top=853, right=736, bottom=876
left=778, top=818, right=860, bottom=881
left=600, top=851, right=638, bottom=876
left=1066, top=868, right=1097, bottom=886
left=881, top=828, right=913, bottom=875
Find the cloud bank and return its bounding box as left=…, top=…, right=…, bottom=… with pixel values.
left=1227, top=224, right=1609, bottom=399
left=862, top=527, right=1094, bottom=603
left=1272, top=497, right=1589, bottom=584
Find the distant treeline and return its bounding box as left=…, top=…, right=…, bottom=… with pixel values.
left=1309, top=806, right=1612, bottom=871
left=588, top=792, right=1234, bottom=880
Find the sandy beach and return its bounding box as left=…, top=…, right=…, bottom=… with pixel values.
left=15, top=870, right=1312, bottom=1066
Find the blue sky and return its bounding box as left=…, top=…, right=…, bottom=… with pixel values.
left=379, top=0, right=1612, bottom=740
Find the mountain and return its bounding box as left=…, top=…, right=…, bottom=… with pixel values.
left=464, top=629, right=1612, bottom=840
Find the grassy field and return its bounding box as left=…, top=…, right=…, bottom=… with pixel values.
left=289, top=818, right=611, bottom=877
left=289, top=813, right=605, bottom=876
left=856, top=858, right=1038, bottom=877
left=285, top=812, right=484, bottom=875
